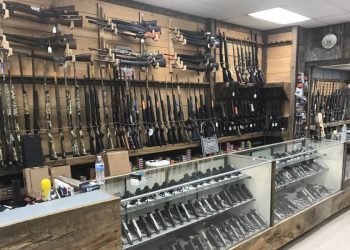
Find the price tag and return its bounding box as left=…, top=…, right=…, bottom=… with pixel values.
left=216, top=122, right=219, bottom=127
left=148, top=128, right=154, bottom=136
left=250, top=103, right=255, bottom=112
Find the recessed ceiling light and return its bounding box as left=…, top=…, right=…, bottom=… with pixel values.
left=249, top=7, right=310, bottom=24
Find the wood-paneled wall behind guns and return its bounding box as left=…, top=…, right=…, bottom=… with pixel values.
left=0, top=0, right=270, bottom=159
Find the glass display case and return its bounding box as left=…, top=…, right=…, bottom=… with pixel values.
left=104, top=153, right=273, bottom=250
left=238, top=138, right=344, bottom=224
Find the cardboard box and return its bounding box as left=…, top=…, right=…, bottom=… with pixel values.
left=23, top=167, right=50, bottom=197
left=50, top=165, right=71, bottom=181
left=102, top=150, right=130, bottom=177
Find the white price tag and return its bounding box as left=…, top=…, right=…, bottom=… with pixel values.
left=250, top=103, right=255, bottom=112
left=148, top=128, right=154, bottom=136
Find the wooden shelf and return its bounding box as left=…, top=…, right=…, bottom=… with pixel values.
left=46, top=133, right=265, bottom=167
left=310, top=120, right=350, bottom=130
left=0, top=167, right=22, bottom=177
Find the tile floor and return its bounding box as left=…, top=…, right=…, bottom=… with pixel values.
left=283, top=208, right=350, bottom=250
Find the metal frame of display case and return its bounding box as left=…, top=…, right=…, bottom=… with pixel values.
left=103, top=153, right=274, bottom=250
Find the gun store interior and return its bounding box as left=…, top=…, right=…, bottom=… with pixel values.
left=1, top=0, right=350, bottom=249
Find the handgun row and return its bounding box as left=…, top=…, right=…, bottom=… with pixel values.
left=275, top=160, right=325, bottom=189
left=121, top=165, right=242, bottom=207
left=160, top=209, right=267, bottom=250
left=121, top=183, right=254, bottom=245
left=274, top=184, right=332, bottom=222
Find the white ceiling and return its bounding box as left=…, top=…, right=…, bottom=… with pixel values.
left=134, top=0, right=350, bottom=30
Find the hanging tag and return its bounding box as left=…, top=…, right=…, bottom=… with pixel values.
left=52, top=26, right=57, bottom=34
left=250, top=103, right=255, bottom=112
left=254, top=93, right=257, bottom=99
left=216, top=122, right=219, bottom=128
left=232, top=91, right=235, bottom=97
left=141, top=38, right=145, bottom=44
left=148, top=128, right=154, bottom=136
left=48, top=46, right=52, bottom=54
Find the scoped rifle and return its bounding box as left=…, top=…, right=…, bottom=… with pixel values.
left=4, top=2, right=83, bottom=28
left=3, top=33, right=77, bottom=50
left=63, top=63, right=79, bottom=157
left=53, top=65, right=66, bottom=158
left=86, top=15, right=161, bottom=40
left=43, top=61, right=57, bottom=160
left=18, top=55, right=30, bottom=134
left=240, top=41, right=250, bottom=83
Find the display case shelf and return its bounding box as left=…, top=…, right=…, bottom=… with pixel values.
left=277, top=153, right=326, bottom=169
left=123, top=198, right=255, bottom=250
left=274, top=190, right=336, bottom=224
left=121, top=171, right=250, bottom=215
left=275, top=167, right=328, bottom=192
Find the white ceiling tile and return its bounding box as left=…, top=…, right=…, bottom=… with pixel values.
left=315, top=12, right=350, bottom=25
left=284, top=0, right=348, bottom=18
left=299, top=19, right=328, bottom=28
left=224, top=15, right=283, bottom=30
left=134, top=0, right=350, bottom=30
left=327, top=0, right=350, bottom=11
left=199, top=0, right=276, bottom=14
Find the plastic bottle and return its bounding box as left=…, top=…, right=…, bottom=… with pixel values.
left=341, top=124, right=347, bottom=142
left=95, top=155, right=105, bottom=186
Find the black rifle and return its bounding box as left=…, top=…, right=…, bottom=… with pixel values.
left=87, top=63, right=104, bottom=153
left=86, top=16, right=161, bottom=40
left=18, top=55, right=30, bottom=134
left=146, top=78, right=161, bottom=146
left=166, top=80, right=178, bottom=144
left=232, top=42, right=242, bottom=84
left=0, top=89, right=5, bottom=167
left=31, top=54, right=40, bottom=136
left=3, top=33, right=77, bottom=50
left=219, top=32, right=230, bottom=84
left=186, top=81, right=200, bottom=140
left=159, top=84, right=173, bottom=144
left=84, top=82, right=96, bottom=155
left=254, top=33, right=265, bottom=85
left=154, top=85, right=167, bottom=145
left=121, top=74, right=135, bottom=149
left=132, top=75, right=142, bottom=149
left=53, top=66, right=66, bottom=159
left=100, top=67, right=114, bottom=150
left=4, top=2, right=83, bottom=28
left=172, top=81, right=183, bottom=143
left=141, top=84, right=153, bottom=147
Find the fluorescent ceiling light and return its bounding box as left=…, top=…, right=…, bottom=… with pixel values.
left=249, top=7, right=310, bottom=24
